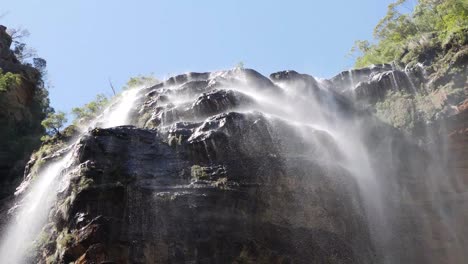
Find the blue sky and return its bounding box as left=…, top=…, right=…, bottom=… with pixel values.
left=1, top=0, right=394, bottom=113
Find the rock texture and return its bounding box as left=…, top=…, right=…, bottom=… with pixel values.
left=24, top=68, right=390, bottom=264
left=0, top=25, right=47, bottom=199
left=2, top=62, right=465, bottom=264
left=53, top=125, right=370, bottom=264
left=329, top=64, right=425, bottom=104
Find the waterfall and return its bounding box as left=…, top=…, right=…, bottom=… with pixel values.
left=147, top=69, right=463, bottom=262
left=0, top=69, right=464, bottom=263
left=103, top=88, right=140, bottom=128
left=0, top=152, right=74, bottom=264
left=0, top=87, right=141, bottom=264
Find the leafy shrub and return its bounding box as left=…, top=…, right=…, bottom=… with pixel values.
left=123, top=74, right=159, bottom=90
left=71, top=94, right=109, bottom=124
left=191, top=165, right=208, bottom=180
left=351, top=0, right=468, bottom=68
left=376, top=83, right=466, bottom=132
left=56, top=229, right=74, bottom=249
left=41, top=111, right=67, bottom=136
left=0, top=69, right=22, bottom=92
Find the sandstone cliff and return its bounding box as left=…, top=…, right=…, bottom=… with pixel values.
left=0, top=25, right=48, bottom=199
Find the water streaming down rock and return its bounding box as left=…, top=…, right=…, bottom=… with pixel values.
left=0, top=87, right=142, bottom=264
left=0, top=151, right=74, bottom=264
left=102, top=88, right=141, bottom=128
left=0, top=68, right=466, bottom=263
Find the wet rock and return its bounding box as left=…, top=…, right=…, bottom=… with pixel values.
left=354, top=70, right=416, bottom=104
left=164, top=72, right=211, bottom=86
left=328, top=64, right=393, bottom=92
left=270, top=70, right=320, bottom=87
left=270, top=70, right=355, bottom=115
left=25, top=66, right=463, bottom=264
left=191, top=89, right=256, bottom=117
left=211, top=68, right=280, bottom=92
left=41, top=122, right=372, bottom=263
left=175, top=80, right=211, bottom=97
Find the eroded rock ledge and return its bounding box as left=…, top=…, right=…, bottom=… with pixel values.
left=40, top=123, right=372, bottom=264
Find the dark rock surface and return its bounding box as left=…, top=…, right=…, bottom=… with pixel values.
left=0, top=25, right=46, bottom=199
left=328, top=64, right=393, bottom=93
left=327, top=64, right=427, bottom=105
left=7, top=66, right=466, bottom=264
left=44, top=123, right=372, bottom=264
left=30, top=69, right=388, bottom=264
left=354, top=70, right=416, bottom=104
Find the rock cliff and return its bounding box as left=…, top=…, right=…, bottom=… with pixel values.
left=0, top=25, right=48, bottom=199
left=1, top=65, right=459, bottom=264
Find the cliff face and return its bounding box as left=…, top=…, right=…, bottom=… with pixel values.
left=446, top=100, right=468, bottom=187
left=0, top=25, right=47, bottom=199
left=27, top=70, right=374, bottom=263
left=0, top=65, right=457, bottom=264
left=59, top=126, right=369, bottom=264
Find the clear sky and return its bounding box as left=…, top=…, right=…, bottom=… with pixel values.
left=1, top=0, right=394, bottom=114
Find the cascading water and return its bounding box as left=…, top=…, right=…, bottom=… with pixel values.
left=0, top=152, right=74, bottom=264
left=103, top=88, right=140, bottom=128
left=143, top=69, right=464, bottom=263
left=0, top=68, right=465, bottom=263
left=0, top=87, right=142, bottom=264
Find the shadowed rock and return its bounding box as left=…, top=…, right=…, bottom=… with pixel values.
left=354, top=70, right=415, bottom=104
left=328, top=64, right=393, bottom=92
left=191, top=89, right=256, bottom=117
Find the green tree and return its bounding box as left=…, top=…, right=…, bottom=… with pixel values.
left=71, top=94, right=109, bottom=124
left=351, top=0, right=468, bottom=67
left=0, top=69, right=22, bottom=92
left=41, top=111, right=67, bottom=136
left=123, top=74, right=159, bottom=90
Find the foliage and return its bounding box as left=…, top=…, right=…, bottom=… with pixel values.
left=7, top=27, right=39, bottom=64
left=41, top=111, right=67, bottom=136
left=0, top=69, right=21, bottom=92
left=33, top=57, right=47, bottom=77
left=123, top=74, right=159, bottom=90
left=191, top=165, right=209, bottom=180
left=351, top=0, right=468, bottom=67
left=0, top=26, right=52, bottom=194
left=376, top=91, right=418, bottom=131
left=375, top=84, right=466, bottom=132
left=70, top=75, right=158, bottom=125
left=71, top=94, right=109, bottom=124
left=56, top=229, right=74, bottom=249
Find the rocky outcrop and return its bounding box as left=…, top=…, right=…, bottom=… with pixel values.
left=328, top=64, right=393, bottom=93
left=26, top=69, right=390, bottom=264
left=3, top=62, right=465, bottom=264
left=328, top=64, right=425, bottom=105
left=0, top=25, right=47, bottom=199
left=44, top=124, right=371, bottom=263
left=353, top=70, right=417, bottom=104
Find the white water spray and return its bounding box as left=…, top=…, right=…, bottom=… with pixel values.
left=153, top=70, right=460, bottom=262
left=0, top=87, right=142, bottom=264
left=103, top=88, right=140, bottom=128
left=0, top=152, right=73, bottom=264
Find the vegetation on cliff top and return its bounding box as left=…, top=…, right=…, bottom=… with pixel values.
left=71, top=93, right=109, bottom=125
left=123, top=74, right=159, bottom=90
left=0, top=25, right=53, bottom=197
left=350, top=0, right=467, bottom=133
left=351, top=0, right=468, bottom=68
